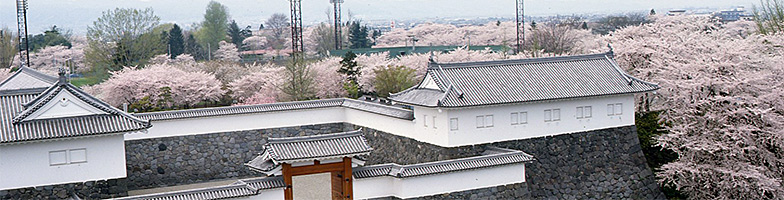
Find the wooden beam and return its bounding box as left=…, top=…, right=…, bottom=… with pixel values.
left=343, top=157, right=353, bottom=200
left=283, top=163, right=293, bottom=200
left=290, top=162, right=345, bottom=176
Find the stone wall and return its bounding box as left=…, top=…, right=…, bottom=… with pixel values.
left=0, top=178, right=127, bottom=199
left=124, top=123, right=344, bottom=190
left=491, top=126, right=665, bottom=199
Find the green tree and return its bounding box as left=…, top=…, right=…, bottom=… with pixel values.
left=85, top=8, right=162, bottom=71
left=754, top=0, right=784, bottom=34
left=0, top=27, right=17, bottom=68
left=196, top=1, right=229, bottom=59
left=373, top=65, right=417, bottom=98
left=28, top=26, right=71, bottom=52
left=348, top=21, right=371, bottom=49
left=650, top=9, right=657, bottom=16
left=338, top=51, right=361, bottom=98
left=168, top=24, right=185, bottom=58
left=184, top=33, right=205, bottom=60
left=227, top=20, right=251, bottom=50
left=281, top=60, right=315, bottom=101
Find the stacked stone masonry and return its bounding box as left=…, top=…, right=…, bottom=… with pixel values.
left=12, top=122, right=664, bottom=199
left=0, top=178, right=127, bottom=199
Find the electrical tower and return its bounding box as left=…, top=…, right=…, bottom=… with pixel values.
left=515, top=0, right=524, bottom=54
left=16, top=0, right=30, bottom=67
left=331, top=0, right=343, bottom=50
left=289, top=0, right=304, bottom=62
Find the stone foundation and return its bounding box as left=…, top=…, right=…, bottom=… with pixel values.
left=0, top=178, right=127, bottom=199
left=124, top=123, right=344, bottom=190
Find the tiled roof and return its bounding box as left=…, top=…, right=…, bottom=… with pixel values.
left=114, top=184, right=258, bottom=200
left=0, top=73, right=151, bottom=144
left=134, top=98, right=414, bottom=121
left=246, top=130, right=373, bottom=174
left=353, top=147, right=534, bottom=179
left=235, top=176, right=286, bottom=191
left=0, top=67, right=57, bottom=91
left=389, top=52, right=660, bottom=108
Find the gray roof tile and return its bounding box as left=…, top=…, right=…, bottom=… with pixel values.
left=0, top=74, right=151, bottom=144
left=0, top=67, right=57, bottom=91
left=390, top=52, right=660, bottom=107
left=246, top=130, right=373, bottom=174
left=134, top=98, right=414, bottom=121
left=113, top=184, right=257, bottom=200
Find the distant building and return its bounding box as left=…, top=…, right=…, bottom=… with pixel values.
left=668, top=9, right=687, bottom=16
left=714, top=7, right=753, bottom=22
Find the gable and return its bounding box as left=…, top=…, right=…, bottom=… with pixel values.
left=419, top=73, right=441, bottom=90
left=24, top=90, right=107, bottom=120
left=0, top=68, right=57, bottom=91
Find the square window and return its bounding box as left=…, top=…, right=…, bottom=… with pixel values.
left=615, top=103, right=623, bottom=115
left=450, top=118, right=458, bottom=131
left=476, top=116, right=484, bottom=128
left=607, top=104, right=615, bottom=116
left=553, top=109, right=561, bottom=121
left=49, top=150, right=67, bottom=166
left=511, top=113, right=519, bottom=125
left=432, top=116, right=437, bottom=129
left=544, top=110, right=552, bottom=122
left=520, top=112, right=528, bottom=124
left=585, top=106, right=592, bottom=118
left=69, top=149, right=87, bottom=164
left=485, top=115, right=494, bottom=127
left=577, top=107, right=584, bottom=118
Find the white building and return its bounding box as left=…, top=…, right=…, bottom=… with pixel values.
left=0, top=68, right=150, bottom=191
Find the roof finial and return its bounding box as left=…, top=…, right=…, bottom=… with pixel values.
left=57, top=68, right=67, bottom=84
left=607, top=43, right=614, bottom=58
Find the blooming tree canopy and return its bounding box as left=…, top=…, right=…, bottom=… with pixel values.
left=214, top=41, right=241, bottom=62
left=609, top=16, right=784, bottom=199
left=229, top=65, right=285, bottom=104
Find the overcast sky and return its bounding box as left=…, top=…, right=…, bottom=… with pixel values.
left=1, top=0, right=754, bottom=34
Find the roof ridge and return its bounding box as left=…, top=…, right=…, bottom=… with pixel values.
left=135, top=98, right=344, bottom=116
left=267, top=129, right=363, bottom=143
left=430, top=52, right=611, bottom=69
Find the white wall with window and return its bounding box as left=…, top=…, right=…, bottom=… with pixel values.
left=0, top=134, right=127, bottom=190
left=446, top=94, right=635, bottom=146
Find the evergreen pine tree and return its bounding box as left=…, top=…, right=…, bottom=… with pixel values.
left=168, top=24, right=185, bottom=59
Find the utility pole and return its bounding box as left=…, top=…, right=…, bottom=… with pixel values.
left=331, top=0, right=343, bottom=50
left=289, top=0, right=304, bottom=63
left=16, top=0, right=30, bottom=68
left=515, top=0, right=525, bottom=54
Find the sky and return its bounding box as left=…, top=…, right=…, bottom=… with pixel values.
left=0, top=0, right=754, bottom=34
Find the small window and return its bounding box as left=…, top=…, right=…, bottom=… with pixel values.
left=485, top=115, right=494, bottom=127
left=544, top=110, right=552, bottom=122
left=450, top=118, right=458, bottom=131
left=577, top=106, right=592, bottom=119
left=585, top=106, right=592, bottom=118
left=49, top=150, right=67, bottom=166
left=423, top=115, right=428, bottom=127
left=552, top=109, right=561, bottom=121
left=476, top=116, right=485, bottom=128
left=69, top=149, right=87, bottom=163
left=520, top=112, right=528, bottom=124
left=511, top=113, right=519, bottom=125
left=432, top=116, right=437, bottom=129
left=607, top=104, right=615, bottom=116
left=615, top=103, right=623, bottom=115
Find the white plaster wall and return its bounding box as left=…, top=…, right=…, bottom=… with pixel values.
left=354, top=164, right=526, bottom=199
left=0, top=135, right=127, bottom=190
left=344, top=107, right=448, bottom=146
left=127, top=107, right=345, bottom=140
left=447, top=95, right=636, bottom=146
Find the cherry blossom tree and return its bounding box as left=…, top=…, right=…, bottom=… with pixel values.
left=214, top=41, right=241, bottom=62
left=242, top=35, right=268, bottom=50
left=609, top=16, right=784, bottom=199
left=12, top=44, right=86, bottom=75
left=309, top=57, right=347, bottom=98
left=229, top=65, right=284, bottom=104
left=86, top=64, right=224, bottom=111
